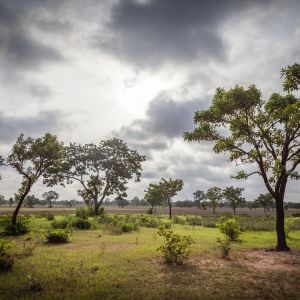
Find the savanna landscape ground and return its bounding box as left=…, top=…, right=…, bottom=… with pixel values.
left=1, top=209, right=300, bottom=300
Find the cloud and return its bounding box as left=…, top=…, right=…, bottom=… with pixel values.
left=0, top=1, right=65, bottom=78
left=115, top=92, right=206, bottom=142
left=0, top=111, right=69, bottom=145
left=95, top=0, right=270, bottom=69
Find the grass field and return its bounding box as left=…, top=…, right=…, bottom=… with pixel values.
left=1, top=213, right=300, bottom=299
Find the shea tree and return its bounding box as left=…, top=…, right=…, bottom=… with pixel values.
left=223, top=186, right=246, bottom=215
left=193, top=190, right=206, bottom=209
left=205, top=186, right=223, bottom=214
left=184, top=63, right=300, bottom=251
left=42, top=190, right=59, bottom=208
left=160, top=178, right=184, bottom=219
left=254, top=193, right=274, bottom=216
left=144, top=183, right=164, bottom=214
left=52, top=138, right=145, bottom=215
left=6, top=133, right=65, bottom=229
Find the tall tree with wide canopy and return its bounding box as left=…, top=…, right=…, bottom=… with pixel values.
left=159, top=178, right=184, bottom=219
left=223, top=186, right=246, bottom=215
left=184, top=64, right=300, bottom=251
left=205, top=186, right=223, bottom=214
left=193, top=190, right=206, bottom=209
left=144, top=183, right=164, bottom=214
left=54, top=138, right=145, bottom=215
left=6, top=133, right=65, bottom=228
left=42, top=190, right=59, bottom=208
left=254, top=193, right=275, bottom=216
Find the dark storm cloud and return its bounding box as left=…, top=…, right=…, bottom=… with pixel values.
left=116, top=93, right=205, bottom=144
left=0, top=111, right=68, bottom=144
left=96, top=0, right=270, bottom=68
left=0, top=0, right=65, bottom=76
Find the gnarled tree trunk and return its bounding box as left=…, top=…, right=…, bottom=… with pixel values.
left=275, top=194, right=289, bottom=251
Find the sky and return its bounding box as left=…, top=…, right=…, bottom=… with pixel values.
left=0, top=0, right=299, bottom=202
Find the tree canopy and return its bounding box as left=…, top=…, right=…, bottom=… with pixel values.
left=6, top=133, right=65, bottom=227
left=223, top=186, right=246, bottom=214
left=184, top=63, right=300, bottom=250
left=54, top=138, right=145, bottom=215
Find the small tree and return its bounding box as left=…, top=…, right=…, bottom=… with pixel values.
left=42, top=191, right=59, bottom=208
left=254, top=193, right=274, bottom=216
left=193, top=190, right=206, bottom=209
left=52, top=138, right=145, bottom=215
left=205, top=187, right=223, bottom=214
left=184, top=64, right=300, bottom=251
left=0, top=195, right=5, bottom=206
left=5, top=133, right=65, bottom=228
left=159, top=178, right=184, bottom=219
left=223, top=186, right=246, bottom=215
left=8, top=198, right=13, bottom=207
left=144, top=183, right=164, bottom=214
left=25, top=195, right=39, bottom=208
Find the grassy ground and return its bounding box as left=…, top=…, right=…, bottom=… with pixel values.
left=1, top=215, right=300, bottom=299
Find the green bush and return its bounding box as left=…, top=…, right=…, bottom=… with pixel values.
left=216, top=238, right=231, bottom=258
left=217, top=217, right=242, bottom=241
left=157, top=226, right=194, bottom=265
left=0, top=215, right=30, bottom=235
left=138, top=215, right=160, bottom=228
left=43, top=229, right=70, bottom=243
left=186, top=216, right=202, bottom=226
left=0, top=239, right=15, bottom=272
left=76, top=207, right=94, bottom=219
left=51, top=218, right=69, bottom=229
left=173, top=216, right=186, bottom=225
left=70, top=218, right=91, bottom=230
left=45, top=212, right=54, bottom=221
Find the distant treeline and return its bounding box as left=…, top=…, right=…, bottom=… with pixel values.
left=1, top=195, right=299, bottom=209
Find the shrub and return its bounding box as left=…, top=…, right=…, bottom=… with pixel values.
left=0, top=215, right=30, bottom=235
left=138, top=215, right=160, bottom=228
left=45, top=212, right=54, bottom=221
left=216, top=238, right=231, bottom=258
left=70, top=218, right=91, bottom=230
left=157, top=226, right=194, bottom=265
left=173, top=216, right=186, bottom=225
left=22, top=236, right=36, bottom=256
left=51, top=218, right=69, bottom=229
left=43, top=229, right=70, bottom=243
left=76, top=207, right=94, bottom=219
left=0, top=239, right=15, bottom=272
left=26, top=275, right=43, bottom=291
left=186, top=216, right=202, bottom=226
left=217, top=217, right=242, bottom=241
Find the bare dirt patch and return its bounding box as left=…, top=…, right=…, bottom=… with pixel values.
left=234, top=249, right=300, bottom=272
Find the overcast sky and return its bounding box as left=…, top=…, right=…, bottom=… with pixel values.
left=0, top=0, right=299, bottom=202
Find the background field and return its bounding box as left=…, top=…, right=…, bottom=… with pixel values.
left=1, top=206, right=299, bottom=216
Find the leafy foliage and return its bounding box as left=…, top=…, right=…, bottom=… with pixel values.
left=216, top=238, right=231, bottom=258
left=1, top=215, right=30, bottom=235
left=43, top=229, right=70, bottom=243
left=51, top=218, right=69, bottom=229
left=184, top=64, right=300, bottom=250
left=223, top=186, right=246, bottom=214
left=157, top=226, right=194, bottom=265
left=6, top=133, right=65, bottom=226
left=70, top=218, right=91, bottom=230
left=52, top=138, right=145, bottom=215
left=205, top=187, right=223, bottom=214
left=0, top=239, right=15, bottom=272
left=217, top=216, right=242, bottom=241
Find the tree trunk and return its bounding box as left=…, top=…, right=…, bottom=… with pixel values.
left=168, top=200, right=172, bottom=219
left=233, top=207, right=236, bottom=215
left=275, top=195, right=289, bottom=251
left=264, top=207, right=266, bottom=216
left=12, top=183, right=31, bottom=227
left=212, top=205, right=216, bottom=214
